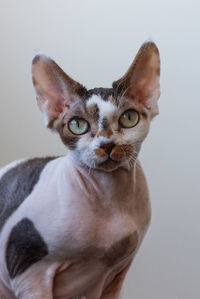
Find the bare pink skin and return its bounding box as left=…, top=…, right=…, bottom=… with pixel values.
left=0, top=154, right=150, bottom=299
left=0, top=41, right=160, bottom=298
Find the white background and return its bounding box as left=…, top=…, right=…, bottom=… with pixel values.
left=0, top=0, right=199, bottom=298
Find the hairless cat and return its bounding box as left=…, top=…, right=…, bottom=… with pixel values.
left=0, top=41, right=160, bottom=299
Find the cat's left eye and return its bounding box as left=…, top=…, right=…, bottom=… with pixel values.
left=119, top=109, right=139, bottom=128
left=68, top=118, right=89, bottom=135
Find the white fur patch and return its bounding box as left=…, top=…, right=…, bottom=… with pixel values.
left=87, top=95, right=117, bottom=122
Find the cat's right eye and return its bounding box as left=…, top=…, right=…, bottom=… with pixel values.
left=68, top=118, right=89, bottom=135
left=119, top=109, right=139, bottom=128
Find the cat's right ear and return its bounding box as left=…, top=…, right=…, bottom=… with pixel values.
left=113, top=42, right=160, bottom=117
left=32, top=54, right=86, bottom=129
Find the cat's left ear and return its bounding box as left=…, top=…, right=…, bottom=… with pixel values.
left=32, top=54, right=86, bottom=129
left=113, top=42, right=160, bottom=117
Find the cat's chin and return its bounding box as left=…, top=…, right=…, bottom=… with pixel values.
left=95, top=158, right=123, bottom=172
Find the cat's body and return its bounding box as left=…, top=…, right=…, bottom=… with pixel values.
left=0, top=42, right=160, bottom=298
left=0, top=155, right=150, bottom=299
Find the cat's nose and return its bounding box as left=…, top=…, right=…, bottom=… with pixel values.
left=100, top=142, right=115, bottom=155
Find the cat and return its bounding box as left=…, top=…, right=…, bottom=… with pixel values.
left=0, top=41, right=160, bottom=299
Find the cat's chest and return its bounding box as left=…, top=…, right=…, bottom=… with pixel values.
left=34, top=168, right=140, bottom=263
left=48, top=203, right=140, bottom=267
left=21, top=159, right=142, bottom=264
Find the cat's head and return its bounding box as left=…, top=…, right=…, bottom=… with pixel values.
left=32, top=42, right=160, bottom=172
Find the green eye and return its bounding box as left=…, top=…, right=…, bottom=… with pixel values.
left=119, top=109, right=139, bottom=128
left=68, top=118, right=89, bottom=135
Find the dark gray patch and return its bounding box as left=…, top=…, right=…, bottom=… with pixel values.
left=59, top=133, right=79, bottom=150
left=0, top=157, right=56, bottom=232
left=58, top=123, right=79, bottom=150
left=86, top=88, right=114, bottom=102
left=6, top=218, right=48, bottom=279
left=86, top=103, right=100, bottom=122
left=93, top=104, right=100, bottom=122
left=101, top=117, right=109, bottom=129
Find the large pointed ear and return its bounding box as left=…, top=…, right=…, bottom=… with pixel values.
left=32, top=54, right=86, bottom=129
left=113, top=42, right=160, bottom=117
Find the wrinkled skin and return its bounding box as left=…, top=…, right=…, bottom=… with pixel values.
left=0, top=155, right=150, bottom=299
left=0, top=41, right=160, bottom=298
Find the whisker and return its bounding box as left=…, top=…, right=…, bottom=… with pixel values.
left=118, top=85, right=130, bottom=100
left=115, top=77, right=128, bottom=96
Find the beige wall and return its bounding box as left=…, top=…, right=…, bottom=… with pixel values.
left=0, top=0, right=199, bottom=298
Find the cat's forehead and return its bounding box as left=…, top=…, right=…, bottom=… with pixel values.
left=87, top=87, right=114, bottom=101
left=86, top=88, right=117, bottom=121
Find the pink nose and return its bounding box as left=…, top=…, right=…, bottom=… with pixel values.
left=100, top=143, right=115, bottom=155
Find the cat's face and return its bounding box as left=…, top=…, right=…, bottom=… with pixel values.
left=58, top=90, right=150, bottom=171
left=32, top=42, right=160, bottom=172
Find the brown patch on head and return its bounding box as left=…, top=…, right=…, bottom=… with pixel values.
left=56, top=105, right=89, bottom=150
left=94, top=148, right=107, bottom=158
left=59, top=134, right=79, bottom=150
left=111, top=144, right=132, bottom=161
left=47, top=104, right=85, bottom=132
left=86, top=103, right=99, bottom=122
left=59, top=122, right=79, bottom=150
left=102, top=231, right=139, bottom=267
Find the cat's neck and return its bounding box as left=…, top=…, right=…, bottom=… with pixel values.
left=63, top=152, right=136, bottom=209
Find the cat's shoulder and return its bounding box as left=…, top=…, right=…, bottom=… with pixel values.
left=0, top=156, right=58, bottom=232
left=0, top=158, right=28, bottom=181
left=0, top=157, right=58, bottom=181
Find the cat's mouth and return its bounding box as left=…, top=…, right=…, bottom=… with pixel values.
left=101, top=156, right=121, bottom=165
left=93, top=143, right=133, bottom=171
